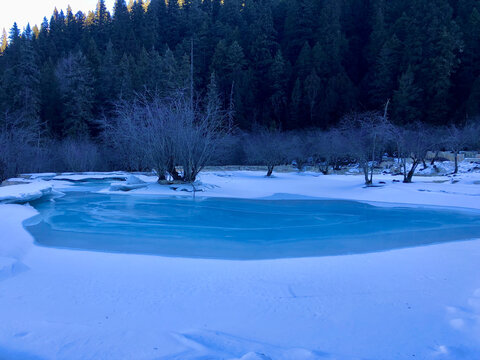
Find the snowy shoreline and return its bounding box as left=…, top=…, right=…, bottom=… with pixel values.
left=1, top=170, right=480, bottom=359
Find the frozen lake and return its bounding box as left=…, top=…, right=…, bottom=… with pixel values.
left=24, top=191, right=480, bottom=260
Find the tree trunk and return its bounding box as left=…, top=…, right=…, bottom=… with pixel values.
left=430, top=150, right=440, bottom=166
left=157, top=171, right=166, bottom=182
left=168, top=164, right=182, bottom=181
left=363, top=163, right=372, bottom=185
left=404, top=160, right=418, bottom=183
left=454, top=151, right=458, bottom=174
left=266, top=166, right=274, bottom=177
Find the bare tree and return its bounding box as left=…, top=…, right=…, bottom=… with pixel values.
left=428, top=126, right=448, bottom=166
left=311, top=128, right=347, bottom=175
left=445, top=123, right=475, bottom=174
left=171, top=92, right=228, bottom=182
left=103, top=90, right=228, bottom=183
left=290, top=130, right=314, bottom=171
left=244, top=128, right=291, bottom=177
left=340, top=111, right=392, bottom=185
left=102, top=98, right=152, bottom=172
left=393, top=122, right=431, bottom=183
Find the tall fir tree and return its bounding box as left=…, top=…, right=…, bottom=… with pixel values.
left=55, top=51, right=94, bottom=137
left=0, top=29, right=7, bottom=54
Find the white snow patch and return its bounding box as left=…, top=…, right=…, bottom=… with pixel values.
left=52, top=172, right=130, bottom=182
left=109, top=175, right=149, bottom=191
left=0, top=182, right=54, bottom=203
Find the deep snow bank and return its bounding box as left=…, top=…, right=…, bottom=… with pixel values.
left=0, top=182, right=54, bottom=204
left=0, top=204, right=38, bottom=283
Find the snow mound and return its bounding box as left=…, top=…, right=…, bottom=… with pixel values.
left=53, top=172, right=129, bottom=182
left=171, top=330, right=327, bottom=360
left=109, top=175, right=149, bottom=192
left=0, top=204, right=37, bottom=267
left=0, top=256, right=28, bottom=282
left=0, top=182, right=54, bottom=203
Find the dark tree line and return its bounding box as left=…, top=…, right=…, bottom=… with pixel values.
left=1, top=0, right=480, bottom=140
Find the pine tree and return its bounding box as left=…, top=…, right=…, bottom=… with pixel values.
left=366, top=0, right=388, bottom=65
left=311, top=0, right=354, bottom=126
left=0, top=28, right=40, bottom=125
left=144, top=0, right=168, bottom=49
left=98, top=40, right=118, bottom=107
left=146, top=47, right=163, bottom=91
left=392, top=66, right=422, bottom=124
left=207, top=71, right=221, bottom=117
left=304, top=69, right=321, bottom=124
left=290, top=77, right=303, bottom=126
left=294, top=42, right=312, bottom=81
left=40, top=59, right=61, bottom=135
left=269, top=50, right=289, bottom=124
left=369, top=34, right=402, bottom=108
left=117, top=53, right=134, bottom=98
left=94, top=0, right=112, bottom=48
left=9, top=23, right=20, bottom=44
left=112, top=0, right=130, bottom=49
left=0, top=29, right=7, bottom=54
left=96, top=0, right=111, bottom=26
left=56, top=51, right=94, bottom=137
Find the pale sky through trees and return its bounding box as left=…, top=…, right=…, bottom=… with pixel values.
left=0, top=0, right=115, bottom=33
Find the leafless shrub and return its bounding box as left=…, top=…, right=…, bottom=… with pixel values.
left=427, top=126, right=448, bottom=166
left=393, top=122, right=431, bottom=183
left=244, top=128, right=291, bottom=177
left=0, top=111, right=41, bottom=181
left=58, top=138, right=101, bottom=172
left=289, top=130, right=315, bottom=171
left=445, top=123, right=477, bottom=173
left=339, top=111, right=393, bottom=185
left=212, top=133, right=246, bottom=166
left=101, top=99, right=152, bottom=172
left=310, top=129, right=348, bottom=174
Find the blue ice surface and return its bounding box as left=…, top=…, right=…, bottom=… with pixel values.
left=24, top=189, right=480, bottom=260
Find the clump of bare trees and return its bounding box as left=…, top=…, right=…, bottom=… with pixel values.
left=0, top=111, right=43, bottom=182
left=340, top=111, right=392, bottom=185
left=103, top=91, right=228, bottom=183
left=2, top=97, right=480, bottom=185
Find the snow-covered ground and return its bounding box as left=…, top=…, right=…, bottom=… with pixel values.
left=1, top=166, right=480, bottom=359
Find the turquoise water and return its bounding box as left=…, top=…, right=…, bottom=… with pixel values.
left=25, top=192, right=480, bottom=260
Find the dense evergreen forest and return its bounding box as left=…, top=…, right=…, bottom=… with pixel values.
left=1, top=0, right=480, bottom=138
